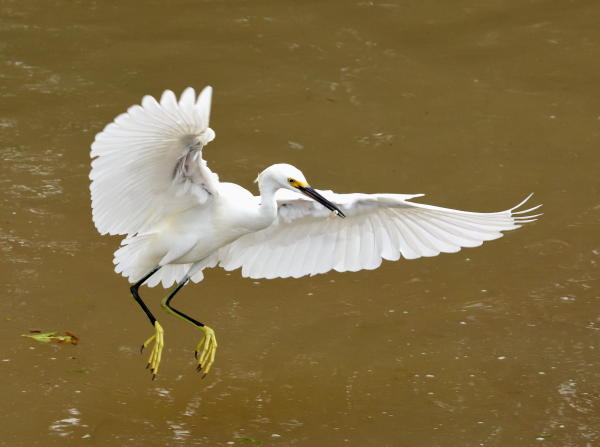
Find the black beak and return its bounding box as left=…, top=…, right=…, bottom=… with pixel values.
left=297, top=186, right=346, bottom=218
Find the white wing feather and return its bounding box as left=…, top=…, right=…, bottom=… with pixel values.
left=217, top=191, right=541, bottom=279
left=90, top=86, right=218, bottom=236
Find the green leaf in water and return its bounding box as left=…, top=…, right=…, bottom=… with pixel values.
left=22, top=331, right=79, bottom=345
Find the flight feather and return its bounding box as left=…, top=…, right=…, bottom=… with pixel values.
left=217, top=191, right=541, bottom=279
left=90, top=86, right=218, bottom=236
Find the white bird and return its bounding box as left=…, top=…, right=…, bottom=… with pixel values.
left=90, top=86, right=541, bottom=378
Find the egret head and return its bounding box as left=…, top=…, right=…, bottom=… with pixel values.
left=257, top=163, right=345, bottom=217
left=256, top=163, right=306, bottom=189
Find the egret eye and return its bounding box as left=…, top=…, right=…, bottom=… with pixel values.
left=288, top=178, right=294, bottom=184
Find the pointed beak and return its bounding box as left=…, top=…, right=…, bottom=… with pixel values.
left=297, top=185, right=346, bottom=218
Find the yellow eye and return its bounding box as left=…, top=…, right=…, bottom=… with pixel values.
left=288, top=178, right=295, bottom=184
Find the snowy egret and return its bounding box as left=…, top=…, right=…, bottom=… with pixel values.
left=90, top=86, right=541, bottom=378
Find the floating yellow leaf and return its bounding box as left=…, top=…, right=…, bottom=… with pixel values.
left=22, top=331, right=79, bottom=345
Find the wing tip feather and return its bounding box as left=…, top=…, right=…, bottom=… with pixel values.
left=509, top=193, right=542, bottom=225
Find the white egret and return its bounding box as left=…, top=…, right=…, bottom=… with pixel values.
left=90, top=86, right=541, bottom=378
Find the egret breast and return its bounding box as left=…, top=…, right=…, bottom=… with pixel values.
left=166, top=182, right=262, bottom=264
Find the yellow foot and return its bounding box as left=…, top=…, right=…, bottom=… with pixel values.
left=140, top=321, right=164, bottom=380
left=194, top=325, right=217, bottom=376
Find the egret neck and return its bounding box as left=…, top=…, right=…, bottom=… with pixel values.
left=256, top=174, right=281, bottom=227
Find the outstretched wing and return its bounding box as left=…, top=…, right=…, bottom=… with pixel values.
left=217, top=192, right=541, bottom=279
left=90, top=86, right=218, bottom=236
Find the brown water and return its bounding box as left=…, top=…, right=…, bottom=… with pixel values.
left=1, top=0, right=599, bottom=445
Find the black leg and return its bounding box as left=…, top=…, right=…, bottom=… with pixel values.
left=160, top=276, right=205, bottom=328
left=130, top=266, right=161, bottom=326
left=160, top=275, right=218, bottom=374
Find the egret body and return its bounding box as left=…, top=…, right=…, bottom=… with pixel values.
left=90, top=87, right=540, bottom=377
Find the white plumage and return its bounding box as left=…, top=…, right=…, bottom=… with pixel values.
left=89, top=86, right=541, bottom=377
left=91, top=87, right=216, bottom=236
left=91, top=86, right=541, bottom=289
left=218, top=191, right=539, bottom=280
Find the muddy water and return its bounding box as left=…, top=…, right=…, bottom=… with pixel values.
left=1, top=0, right=599, bottom=445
